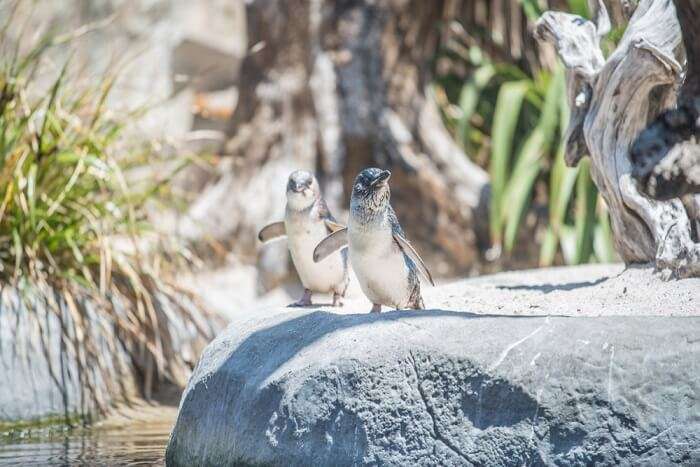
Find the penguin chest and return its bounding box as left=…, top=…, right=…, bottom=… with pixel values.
left=285, top=217, right=345, bottom=292
left=349, top=228, right=411, bottom=308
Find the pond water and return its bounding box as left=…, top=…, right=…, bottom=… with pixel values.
left=0, top=417, right=172, bottom=466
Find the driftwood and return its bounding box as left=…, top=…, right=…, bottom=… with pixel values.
left=535, top=0, right=700, bottom=278
left=631, top=102, right=700, bottom=200
left=630, top=0, right=700, bottom=199
left=181, top=0, right=490, bottom=287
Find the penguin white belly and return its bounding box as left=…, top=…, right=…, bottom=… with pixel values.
left=286, top=218, right=345, bottom=293
left=349, top=228, right=411, bottom=308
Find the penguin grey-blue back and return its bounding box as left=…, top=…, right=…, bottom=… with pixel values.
left=258, top=170, right=348, bottom=307
left=314, top=168, right=434, bottom=313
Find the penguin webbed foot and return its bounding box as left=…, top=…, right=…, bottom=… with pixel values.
left=370, top=304, right=382, bottom=314
left=288, top=289, right=313, bottom=308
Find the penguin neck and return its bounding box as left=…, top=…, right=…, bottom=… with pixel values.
left=351, top=198, right=387, bottom=227
left=286, top=195, right=318, bottom=216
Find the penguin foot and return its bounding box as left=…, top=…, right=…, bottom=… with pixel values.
left=332, top=292, right=344, bottom=307
left=370, top=304, right=382, bottom=314
left=288, top=289, right=313, bottom=307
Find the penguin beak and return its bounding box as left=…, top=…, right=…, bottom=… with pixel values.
left=290, top=182, right=304, bottom=193
left=371, top=170, right=391, bottom=187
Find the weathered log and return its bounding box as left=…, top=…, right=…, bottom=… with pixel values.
left=630, top=102, right=700, bottom=199
left=674, top=0, right=700, bottom=103
left=179, top=0, right=490, bottom=287
left=630, top=0, right=700, bottom=199
left=535, top=0, right=700, bottom=278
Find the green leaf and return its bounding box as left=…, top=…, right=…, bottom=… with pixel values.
left=566, top=0, right=589, bottom=18
left=12, top=228, right=22, bottom=275
left=457, top=63, right=495, bottom=150
left=560, top=225, right=577, bottom=265
left=502, top=67, right=565, bottom=252
left=27, top=163, right=37, bottom=229
left=489, top=80, right=530, bottom=245
left=540, top=143, right=578, bottom=266
left=549, top=146, right=578, bottom=228
left=573, top=159, right=597, bottom=264
left=37, top=58, right=71, bottom=157
left=594, top=202, right=617, bottom=262
left=502, top=128, right=545, bottom=252
left=540, top=66, right=575, bottom=265
left=539, top=227, right=558, bottom=266
left=520, top=0, right=543, bottom=21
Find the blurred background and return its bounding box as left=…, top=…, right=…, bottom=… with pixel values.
left=0, top=0, right=629, bottom=464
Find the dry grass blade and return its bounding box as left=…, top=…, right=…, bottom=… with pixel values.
left=0, top=12, right=219, bottom=422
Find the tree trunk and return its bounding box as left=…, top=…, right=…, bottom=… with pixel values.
left=629, top=0, right=700, bottom=199
left=181, top=0, right=490, bottom=287
left=535, top=0, right=700, bottom=278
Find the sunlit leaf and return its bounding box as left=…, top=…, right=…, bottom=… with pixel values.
left=502, top=66, right=564, bottom=253
left=560, top=225, right=577, bottom=265
left=573, top=159, right=597, bottom=264
left=539, top=227, right=558, bottom=266
left=489, top=80, right=530, bottom=245
left=520, top=0, right=543, bottom=21
left=457, top=63, right=495, bottom=150
left=593, top=200, right=617, bottom=262
left=566, top=0, right=589, bottom=18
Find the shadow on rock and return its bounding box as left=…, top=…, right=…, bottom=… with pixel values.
left=496, top=276, right=609, bottom=293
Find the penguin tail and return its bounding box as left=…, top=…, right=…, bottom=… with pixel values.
left=407, top=285, right=424, bottom=310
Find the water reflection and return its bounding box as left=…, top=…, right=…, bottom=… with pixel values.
left=0, top=419, right=171, bottom=466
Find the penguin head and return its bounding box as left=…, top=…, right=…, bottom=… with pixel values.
left=286, top=170, right=319, bottom=210
left=351, top=168, right=391, bottom=212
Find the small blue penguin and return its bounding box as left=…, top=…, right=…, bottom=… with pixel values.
left=314, top=168, right=434, bottom=313
left=259, top=170, right=348, bottom=307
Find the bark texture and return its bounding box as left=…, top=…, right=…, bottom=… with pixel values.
left=631, top=103, right=700, bottom=200
left=535, top=0, right=700, bottom=278
left=181, top=0, right=489, bottom=286
left=630, top=0, right=700, bottom=199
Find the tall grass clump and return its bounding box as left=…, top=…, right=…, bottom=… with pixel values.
left=435, top=2, right=619, bottom=267
left=0, top=11, right=216, bottom=417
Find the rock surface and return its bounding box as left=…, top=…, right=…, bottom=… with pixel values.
left=166, top=265, right=700, bottom=466
left=0, top=288, right=135, bottom=424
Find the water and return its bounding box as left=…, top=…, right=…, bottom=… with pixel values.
left=0, top=415, right=172, bottom=466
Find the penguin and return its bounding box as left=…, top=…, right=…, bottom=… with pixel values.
left=313, top=168, right=434, bottom=313
left=258, top=170, right=348, bottom=307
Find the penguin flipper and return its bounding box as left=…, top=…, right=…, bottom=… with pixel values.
left=258, top=222, right=286, bottom=243
left=313, top=228, right=348, bottom=263
left=324, top=219, right=346, bottom=234
left=393, top=233, right=435, bottom=286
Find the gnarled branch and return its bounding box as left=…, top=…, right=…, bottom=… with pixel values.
left=536, top=0, right=700, bottom=278
left=630, top=0, right=700, bottom=199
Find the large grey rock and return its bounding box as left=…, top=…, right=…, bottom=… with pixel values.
left=166, top=265, right=700, bottom=466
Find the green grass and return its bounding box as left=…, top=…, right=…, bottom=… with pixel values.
left=436, top=2, right=619, bottom=267
left=0, top=6, right=215, bottom=412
